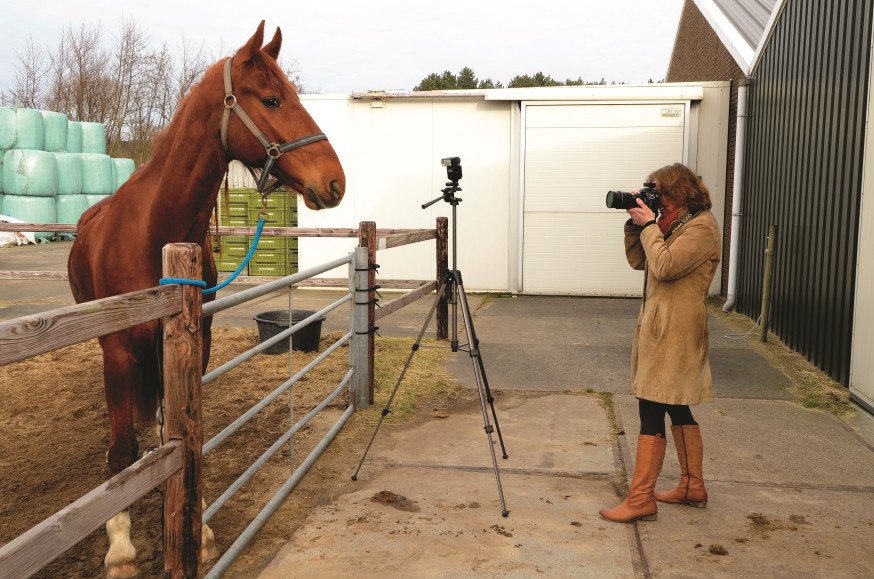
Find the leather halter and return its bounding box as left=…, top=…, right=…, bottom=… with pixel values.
left=220, top=56, right=328, bottom=194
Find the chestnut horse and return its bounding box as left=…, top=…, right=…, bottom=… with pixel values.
left=67, top=22, right=345, bottom=578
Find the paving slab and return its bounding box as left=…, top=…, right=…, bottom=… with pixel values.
left=261, top=393, right=637, bottom=579
left=365, top=393, right=615, bottom=475
left=614, top=395, right=874, bottom=487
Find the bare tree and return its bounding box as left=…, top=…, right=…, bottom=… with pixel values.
left=4, top=35, right=48, bottom=108
left=45, top=21, right=112, bottom=123
left=2, top=19, right=308, bottom=164
left=175, top=34, right=208, bottom=106
left=281, top=56, right=307, bottom=94
left=105, top=17, right=151, bottom=156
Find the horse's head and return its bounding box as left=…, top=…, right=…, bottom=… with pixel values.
left=223, top=21, right=345, bottom=210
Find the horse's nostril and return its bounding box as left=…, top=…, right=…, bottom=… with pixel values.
left=329, top=180, right=343, bottom=201
left=306, top=187, right=327, bottom=209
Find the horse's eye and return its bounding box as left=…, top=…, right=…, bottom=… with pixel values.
left=262, top=97, right=281, bottom=109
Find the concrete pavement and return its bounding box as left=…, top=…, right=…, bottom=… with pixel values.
left=3, top=240, right=874, bottom=577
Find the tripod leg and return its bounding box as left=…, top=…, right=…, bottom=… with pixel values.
left=455, top=280, right=509, bottom=517
left=351, top=279, right=450, bottom=481
left=453, top=282, right=508, bottom=459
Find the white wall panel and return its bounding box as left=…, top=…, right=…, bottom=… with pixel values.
left=299, top=96, right=512, bottom=290
left=522, top=103, right=686, bottom=294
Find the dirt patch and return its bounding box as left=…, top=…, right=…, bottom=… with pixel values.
left=370, top=491, right=420, bottom=512
left=743, top=511, right=805, bottom=540
left=0, top=326, right=453, bottom=578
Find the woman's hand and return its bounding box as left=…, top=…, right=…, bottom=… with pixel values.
left=627, top=198, right=656, bottom=227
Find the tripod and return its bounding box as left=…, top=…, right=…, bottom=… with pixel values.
left=351, top=162, right=509, bottom=517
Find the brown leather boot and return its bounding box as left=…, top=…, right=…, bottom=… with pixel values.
left=654, top=424, right=708, bottom=508
left=600, top=434, right=667, bottom=523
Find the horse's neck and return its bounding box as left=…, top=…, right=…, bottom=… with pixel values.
left=134, top=94, right=228, bottom=247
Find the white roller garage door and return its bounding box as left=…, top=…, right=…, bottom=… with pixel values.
left=522, top=103, right=687, bottom=295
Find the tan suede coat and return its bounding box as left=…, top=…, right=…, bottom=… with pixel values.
left=624, top=209, right=721, bottom=405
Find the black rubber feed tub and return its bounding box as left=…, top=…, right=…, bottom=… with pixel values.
left=253, top=310, right=326, bottom=355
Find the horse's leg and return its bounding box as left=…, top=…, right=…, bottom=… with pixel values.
left=101, top=333, right=141, bottom=579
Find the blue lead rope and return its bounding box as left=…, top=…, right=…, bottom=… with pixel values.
left=160, top=216, right=267, bottom=294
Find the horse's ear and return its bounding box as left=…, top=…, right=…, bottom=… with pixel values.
left=262, top=27, right=282, bottom=61
left=239, top=20, right=267, bottom=62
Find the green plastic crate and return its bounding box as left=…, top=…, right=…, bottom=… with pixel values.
left=248, top=206, right=292, bottom=226
left=248, top=263, right=288, bottom=276
left=248, top=191, right=287, bottom=210
left=219, top=215, right=249, bottom=227
left=223, top=190, right=250, bottom=205
left=221, top=243, right=252, bottom=259
left=249, top=236, right=288, bottom=251
left=214, top=254, right=246, bottom=272
left=250, top=249, right=288, bottom=264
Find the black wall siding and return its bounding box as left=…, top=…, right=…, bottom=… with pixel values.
left=738, top=0, right=872, bottom=385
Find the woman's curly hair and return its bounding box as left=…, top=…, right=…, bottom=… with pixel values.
left=648, top=163, right=712, bottom=213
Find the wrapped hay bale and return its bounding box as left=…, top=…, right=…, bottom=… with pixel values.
left=54, top=152, right=83, bottom=195
left=83, top=193, right=112, bottom=208
left=41, top=110, right=69, bottom=152
left=1, top=149, right=59, bottom=196
left=9, top=108, right=46, bottom=151
left=55, top=194, right=90, bottom=224
left=111, top=158, right=136, bottom=192
left=66, top=121, right=83, bottom=153
left=80, top=122, right=106, bottom=154
left=78, top=153, right=113, bottom=194
left=0, top=108, right=15, bottom=150
left=0, top=194, right=56, bottom=240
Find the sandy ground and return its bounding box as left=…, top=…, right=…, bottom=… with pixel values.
left=0, top=326, right=378, bottom=578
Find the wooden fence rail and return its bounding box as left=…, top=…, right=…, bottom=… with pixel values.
left=0, top=218, right=450, bottom=576
left=0, top=243, right=203, bottom=578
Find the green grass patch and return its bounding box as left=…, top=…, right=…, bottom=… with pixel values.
left=366, top=336, right=458, bottom=422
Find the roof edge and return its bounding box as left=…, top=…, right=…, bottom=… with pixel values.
left=748, top=0, right=789, bottom=76
left=693, top=0, right=755, bottom=72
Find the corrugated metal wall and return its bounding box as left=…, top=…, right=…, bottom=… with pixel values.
left=738, top=0, right=873, bottom=385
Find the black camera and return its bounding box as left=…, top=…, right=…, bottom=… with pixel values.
left=442, top=156, right=462, bottom=183
left=606, top=182, right=659, bottom=215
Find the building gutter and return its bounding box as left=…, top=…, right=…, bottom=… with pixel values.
left=723, top=79, right=750, bottom=312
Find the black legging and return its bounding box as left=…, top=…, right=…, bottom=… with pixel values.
left=638, top=397, right=697, bottom=437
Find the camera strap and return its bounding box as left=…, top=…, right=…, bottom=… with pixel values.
left=664, top=209, right=701, bottom=240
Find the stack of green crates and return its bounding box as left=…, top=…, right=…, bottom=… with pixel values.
left=214, top=189, right=298, bottom=276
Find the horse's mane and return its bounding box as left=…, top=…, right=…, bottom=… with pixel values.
left=150, top=58, right=227, bottom=157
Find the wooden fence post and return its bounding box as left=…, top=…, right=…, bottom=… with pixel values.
left=436, top=217, right=449, bottom=340
left=358, top=221, right=377, bottom=405
left=162, top=243, right=204, bottom=578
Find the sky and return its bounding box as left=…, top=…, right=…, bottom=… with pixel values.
left=1, top=0, right=685, bottom=95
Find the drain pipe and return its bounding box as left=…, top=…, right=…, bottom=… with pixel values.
left=723, top=79, right=750, bottom=312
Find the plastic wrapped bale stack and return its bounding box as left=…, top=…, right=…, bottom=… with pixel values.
left=66, top=121, right=83, bottom=153
left=54, top=152, right=87, bottom=225
left=80, top=122, right=106, bottom=155
left=55, top=194, right=90, bottom=224
left=0, top=108, right=15, bottom=150
left=54, top=153, right=83, bottom=195
left=0, top=107, right=46, bottom=151
left=1, top=194, right=56, bottom=240
left=41, top=110, right=69, bottom=152
left=111, top=158, right=136, bottom=193
left=79, top=153, right=114, bottom=194
left=1, top=150, right=59, bottom=196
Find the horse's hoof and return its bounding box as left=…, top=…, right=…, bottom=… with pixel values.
left=202, top=524, right=219, bottom=562
left=106, top=562, right=138, bottom=579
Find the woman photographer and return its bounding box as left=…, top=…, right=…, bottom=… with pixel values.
left=600, top=162, right=721, bottom=523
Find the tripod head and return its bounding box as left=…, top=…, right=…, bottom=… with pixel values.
left=422, top=156, right=463, bottom=209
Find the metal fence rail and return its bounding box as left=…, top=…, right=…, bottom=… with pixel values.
left=198, top=248, right=368, bottom=576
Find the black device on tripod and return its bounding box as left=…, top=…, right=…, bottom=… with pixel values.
left=351, top=156, right=509, bottom=517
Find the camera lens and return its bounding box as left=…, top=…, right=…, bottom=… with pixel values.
left=606, top=191, right=636, bottom=210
